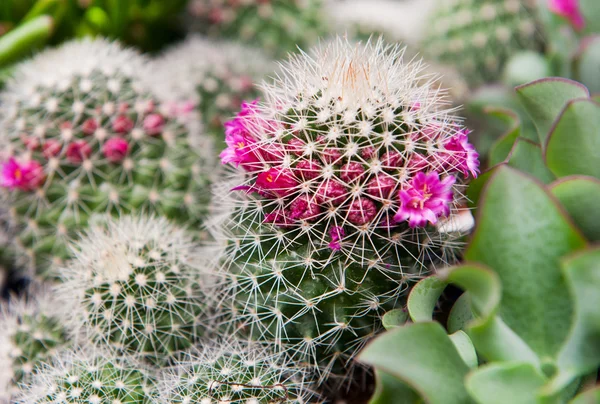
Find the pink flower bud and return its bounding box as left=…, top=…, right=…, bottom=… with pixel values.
left=348, top=197, right=378, bottom=225
left=295, top=160, right=321, bottom=180
left=143, top=114, right=165, bottom=136
left=328, top=226, right=345, bottom=250
left=82, top=118, right=99, bottom=135
left=366, top=174, right=396, bottom=199
left=288, top=196, right=322, bottom=221
left=112, top=115, right=134, bottom=134
left=316, top=179, right=348, bottom=205
left=381, top=151, right=402, bottom=168
left=118, top=103, right=129, bottom=114
left=256, top=167, right=298, bottom=198
left=43, top=140, right=62, bottom=158
left=23, top=136, right=40, bottom=151
left=264, top=209, right=292, bottom=228
left=286, top=138, right=305, bottom=156
left=66, top=140, right=92, bottom=163
left=103, top=137, right=129, bottom=163
left=339, top=162, right=365, bottom=183
left=361, top=146, right=376, bottom=160
left=321, top=148, right=342, bottom=164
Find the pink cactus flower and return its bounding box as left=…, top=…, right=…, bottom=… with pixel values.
left=0, top=158, right=45, bottom=191
left=548, top=0, right=585, bottom=30
left=103, top=137, right=129, bottom=163
left=348, top=197, right=378, bottom=225
left=112, top=115, right=134, bottom=134
left=366, top=174, right=396, bottom=199
left=395, top=172, right=455, bottom=228
left=42, top=140, right=62, bottom=158
left=443, top=131, right=480, bottom=178
left=288, top=196, right=322, bottom=221
left=339, top=162, right=365, bottom=182
left=328, top=226, right=345, bottom=250
left=316, top=179, right=348, bottom=205
left=143, top=114, right=165, bottom=135
left=220, top=101, right=265, bottom=171
left=256, top=167, right=298, bottom=198
left=66, top=140, right=92, bottom=163
left=295, top=160, right=322, bottom=180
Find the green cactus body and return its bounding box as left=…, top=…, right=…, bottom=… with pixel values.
left=153, top=37, right=272, bottom=144
left=159, top=339, right=310, bottom=403
left=14, top=348, right=153, bottom=403
left=57, top=215, right=212, bottom=365
left=0, top=39, right=214, bottom=277
left=187, top=0, right=327, bottom=56
left=210, top=38, right=477, bottom=385
left=0, top=288, right=69, bottom=401
left=423, top=0, right=544, bottom=87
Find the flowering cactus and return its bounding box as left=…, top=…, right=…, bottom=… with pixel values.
left=13, top=347, right=153, bottom=403
left=153, top=36, right=272, bottom=141
left=56, top=215, right=214, bottom=365
left=158, top=338, right=312, bottom=403
left=209, top=37, right=479, bottom=385
left=187, top=0, right=326, bottom=56
left=548, top=0, right=585, bottom=30
left=422, top=0, right=545, bottom=87
left=0, top=287, right=68, bottom=401
left=0, top=38, right=215, bottom=277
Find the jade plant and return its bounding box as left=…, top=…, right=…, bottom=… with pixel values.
left=208, top=36, right=480, bottom=389
left=359, top=78, right=600, bottom=403
left=0, top=38, right=214, bottom=277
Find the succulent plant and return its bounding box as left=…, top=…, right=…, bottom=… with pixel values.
left=158, top=338, right=312, bottom=403
left=152, top=36, right=272, bottom=142
left=57, top=215, right=214, bottom=365
left=13, top=347, right=153, bottom=404
left=0, top=38, right=215, bottom=277
left=208, top=37, right=480, bottom=385
left=422, top=0, right=545, bottom=88
left=187, top=0, right=326, bottom=57
left=0, top=286, right=69, bottom=402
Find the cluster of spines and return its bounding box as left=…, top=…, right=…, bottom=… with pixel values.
left=0, top=38, right=215, bottom=276
left=422, top=0, right=544, bottom=87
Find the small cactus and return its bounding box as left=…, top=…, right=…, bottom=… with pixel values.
left=153, top=36, right=273, bottom=142
left=422, top=0, right=545, bottom=87
left=210, top=37, right=479, bottom=385
left=57, top=215, right=213, bottom=365
left=0, top=286, right=68, bottom=401
left=0, top=38, right=215, bottom=277
left=187, top=0, right=327, bottom=57
left=13, top=347, right=153, bottom=404
left=158, top=338, right=312, bottom=404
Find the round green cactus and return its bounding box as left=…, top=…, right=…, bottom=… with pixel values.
left=0, top=38, right=215, bottom=277
left=13, top=347, right=153, bottom=403
left=153, top=36, right=272, bottom=143
left=187, top=0, right=327, bottom=57
left=422, top=0, right=545, bottom=87
left=0, top=287, right=69, bottom=401
left=158, top=339, right=312, bottom=403
left=57, top=215, right=213, bottom=365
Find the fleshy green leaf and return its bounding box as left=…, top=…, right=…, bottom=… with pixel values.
left=545, top=99, right=600, bottom=180
left=369, top=370, right=422, bottom=404
left=487, top=108, right=521, bottom=166
left=466, top=362, right=547, bottom=404
left=574, top=36, right=600, bottom=93
left=447, top=293, right=473, bottom=333
left=516, top=78, right=589, bottom=143
left=359, top=322, right=475, bottom=404
left=550, top=176, right=600, bottom=241
left=543, top=248, right=600, bottom=396
left=449, top=331, right=478, bottom=369
left=382, top=309, right=409, bottom=331
left=570, top=386, right=600, bottom=404
left=0, top=15, right=54, bottom=68
left=506, top=138, right=556, bottom=184
left=465, top=166, right=587, bottom=358
left=407, top=276, right=447, bottom=322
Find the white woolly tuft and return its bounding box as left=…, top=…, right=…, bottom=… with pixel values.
left=13, top=346, right=153, bottom=403
left=158, top=338, right=315, bottom=403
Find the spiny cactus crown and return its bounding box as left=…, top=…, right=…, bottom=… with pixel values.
left=187, top=0, right=326, bottom=56
left=153, top=36, right=273, bottom=139
left=210, top=37, right=479, bottom=383
left=0, top=38, right=215, bottom=276
left=57, top=215, right=212, bottom=365
left=14, top=347, right=152, bottom=404
left=422, top=0, right=544, bottom=87
left=0, top=287, right=68, bottom=402
left=158, top=339, right=312, bottom=404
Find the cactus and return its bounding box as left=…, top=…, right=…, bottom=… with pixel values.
left=158, top=338, right=312, bottom=403
left=209, top=37, right=479, bottom=385
left=56, top=215, right=213, bottom=365
left=0, top=38, right=215, bottom=277
left=153, top=36, right=272, bottom=143
left=422, top=0, right=545, bottom=87
left=187, top=0, right=326, bottom=57
left=13, top=347, right=153, bottom=403
left=0, top=286, right=69, bottom=401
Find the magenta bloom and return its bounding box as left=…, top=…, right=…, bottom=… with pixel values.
left=220, top=101, right=264, bottom=171
left=549, top=0, right=585, bottom=30
left=0, top=158, right=45, bottom=191
left=256, top=167, right=298, bottom=198
left=328, top=226, right=345, bottom=250
left=443, top=131, right=480, bottom=178
left=103, top=137, right=129, bottom=163
left=143, top=114, right=165, bottom=135
left=395, top=172, right=455, bottom=228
